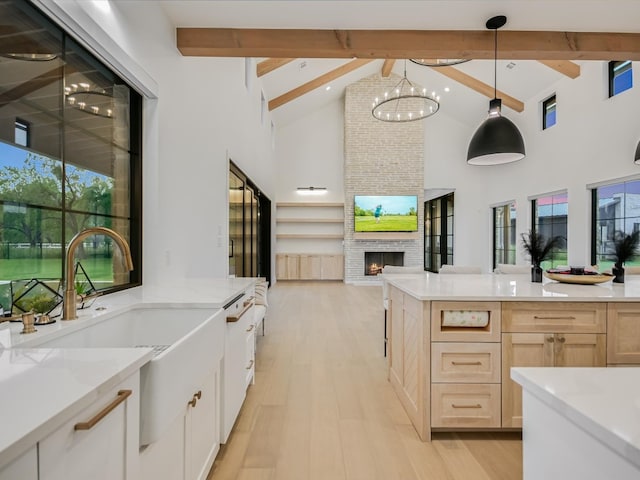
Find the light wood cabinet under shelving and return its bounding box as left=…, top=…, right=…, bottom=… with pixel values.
left=276, top=202, right=344, bottom=280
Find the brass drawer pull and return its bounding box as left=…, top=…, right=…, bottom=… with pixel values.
left=557, top=336, right=566, bottom=343
left=243, top=296, right=255, bottom=307
left=451, top=403, right=482, bottom=409
left=534, top=315, right=576, bottom=320
left=227, top=302, right=253, bottom=323
left=74, top=389, right=132, bottom=430
left=546, top=336, right=555, bottom=342
left=246, top=324, right=255, bottom=332
left=246, top=359, right=254, bottom=370
left=188, top=390, right=202, bottom=408
left=451, top=361, right=482, bottom=366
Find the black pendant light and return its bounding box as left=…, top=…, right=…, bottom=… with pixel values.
left=467, top=15, right=525, bottom=165
left=635, top=139, right=640, bottom=164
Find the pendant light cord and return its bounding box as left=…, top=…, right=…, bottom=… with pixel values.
left=493, top=27, right=497, bottom=99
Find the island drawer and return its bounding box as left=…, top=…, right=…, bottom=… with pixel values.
left=431, top=343, right=501, bottom=383
left=431, top=301, right=501, bottom=342
left=431, top=383, right=501, bottom=428
left=502, top=302, right=606, bottom=333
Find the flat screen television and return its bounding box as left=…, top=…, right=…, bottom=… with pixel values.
left=354, top=195, right=418, bottom=232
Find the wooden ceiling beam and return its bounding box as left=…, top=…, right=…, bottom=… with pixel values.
left=269, top=58, right=373, bottom=110
left=381, top=59, right=396, bottom=77
left=177, top=28, right=640, bottom=61
left=256, top=58, right=295, bottom=77
left=537, top=60, right=581, bottom=79
left=433, top=66, right=525, bottom=113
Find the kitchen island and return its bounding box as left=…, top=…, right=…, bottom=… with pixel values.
left=512, top=367, right=640, bottom=480
left=382, top=272, right=640, bottom=441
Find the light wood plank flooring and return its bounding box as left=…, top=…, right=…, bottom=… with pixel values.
left=208, top=281, right=522, bottom=480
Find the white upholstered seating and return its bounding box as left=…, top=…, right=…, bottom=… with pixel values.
left=439, top=265, right=482, bottom=274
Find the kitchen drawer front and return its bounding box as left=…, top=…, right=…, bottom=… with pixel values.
left=431, top=343, right=501, bottom=383
left=431, top=301, right=501, bottom=342
left=431, top=383, right=501, bottom=428
left=502, top=302, right=606, bottom=333
left=607, top=303, right=640, bottom=364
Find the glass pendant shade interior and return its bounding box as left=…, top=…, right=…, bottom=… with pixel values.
left=372, top=61, right=439, bottom=122
left=467, top=15, right=526, bottom=165
left=635, top=139, right=640, bottom=164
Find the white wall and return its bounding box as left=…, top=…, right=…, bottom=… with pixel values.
left=279, top=60, right=640, bottom=273
left=276, top=99, right=344, bottom=203
left=38, top=0, right=277, bottom=284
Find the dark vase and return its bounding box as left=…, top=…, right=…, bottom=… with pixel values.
left=531, top=264, right=543, bottom=283
left=612, top=264, right=625, bottom=283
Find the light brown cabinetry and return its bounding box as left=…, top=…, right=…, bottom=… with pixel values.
left=388, top=286, right=429, bottom=440
left=607, top=303, right=640, bottom=365
left=430, top=301, right=502, bottom=429
left=501, top=302, right=606, bottom=427
left=276, top=253, right=344, bottom=280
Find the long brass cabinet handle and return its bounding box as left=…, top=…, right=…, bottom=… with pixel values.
left=246, top=359, right=254, bottom=370
left=451, top=361, right=482, bottom=366
left=534, top=315, right=576, bottom=320
left=227, top=302, right=253, bottom=323
left=452, top=404, right=482, bottom=409
left=74, top=389, right=132, bottom=430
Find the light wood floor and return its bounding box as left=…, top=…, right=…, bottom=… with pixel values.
left=208, top=281, right=522, bottom=480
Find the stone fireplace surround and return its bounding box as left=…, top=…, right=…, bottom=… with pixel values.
left=343, top=73, right=425, bottom=283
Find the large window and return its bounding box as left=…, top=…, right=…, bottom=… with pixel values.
left=424, top=193, right=454, bottom=272
left=493, top=202, right=516, bottom=268
left=531, top=193, right=568, bottom=269
left=0, top=1, right=142, bottom=312
left=609, top=60, right=633, bottom=97
left=592, top=179, right=640, bottom=271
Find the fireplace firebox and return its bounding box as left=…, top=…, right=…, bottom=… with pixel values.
left=364, top=252, right=404, bottom=276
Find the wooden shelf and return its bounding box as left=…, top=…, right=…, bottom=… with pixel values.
left=276, top=218, right=343, bottom=224
left=276, top=234, right=344, bottom=239
left=276, top=202, right=344, bottom=208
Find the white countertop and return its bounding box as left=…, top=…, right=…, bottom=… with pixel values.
left=0, top=277, right=255, bottom=349
left=383, top=272, right=640, bottom=301
left=0, top=347, right=153, bottom=467
left=0, top=277, right=254, bottom=466
left=511, top=367, right=640, bottom=470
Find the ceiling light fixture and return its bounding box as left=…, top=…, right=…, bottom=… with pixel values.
left=64, top=82, right=114, bottom=119
left=467, top=15, right=525, bottom=165
left=410, top=58, right=470, bottom=67
left=296, top=186, right=328, bottom=196
left=372, top=60, right=439, bottom=123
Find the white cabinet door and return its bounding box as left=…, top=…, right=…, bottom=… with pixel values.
left=0, top=446, right=37, bottom=480
left=186, top=367, right=220, bottom=480
left=222, top=294, right=254, bottom=442
left=39, top=373, right=139, bottom=480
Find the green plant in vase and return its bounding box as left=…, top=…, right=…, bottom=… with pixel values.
left=521, top=230, right=564, bottom=283
left=611, top=230, right=640, bottom=283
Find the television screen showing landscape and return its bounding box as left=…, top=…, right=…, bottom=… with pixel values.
left=354, top=195, right=418, bottom=232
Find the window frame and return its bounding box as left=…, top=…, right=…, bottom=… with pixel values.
left=0, top=0, right=143, bottom=296
left=492, top=202, right=516, bottom=269
left=590, top=177, right=640, bottom=270
left=424, top=192, right=454, bottom=273
left=609, top=60, right=633, bottom=97
left=530, top=192, right=568, bottom=269
left=542, top=94, right=556, bottom=130
left=14, top=118, right=31, bottom=147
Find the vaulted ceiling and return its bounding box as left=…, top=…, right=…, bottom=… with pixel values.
left=161, top=1, right=640, bottom=127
